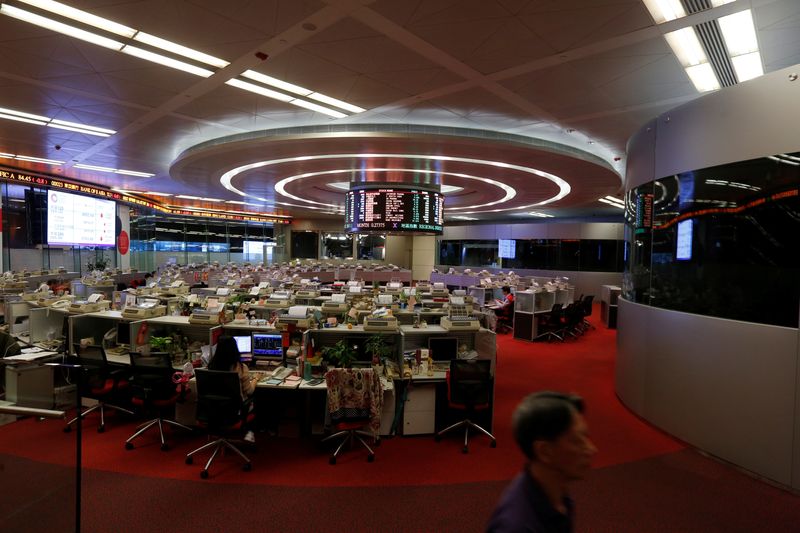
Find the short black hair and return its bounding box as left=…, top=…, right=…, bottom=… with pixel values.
left=502, top=285, right=511, bottom=294
left=512, top=391, right=585, bottom=460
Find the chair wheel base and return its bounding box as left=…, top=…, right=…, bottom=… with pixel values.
left=200, top=470, right=209, bottom=479
left=462, top=446, right=469, bottom=454
left=63, top=426, right=72, bottom=433
left=125, top=442, right=134, bottom=450
left=97, top=425, right=105, bottom=433
left=329, top=456, right=336, bottom=465
left=242, top=462, right=252, bottom=472
left=490, top=440, right=497, bottom=448
left=160, top=444, right=169, bottom=451
left=367, top=454, right=375, bottom=463
left=434, top=434, right=441, bottom=442
left=185, top=456, right=193, bottom=465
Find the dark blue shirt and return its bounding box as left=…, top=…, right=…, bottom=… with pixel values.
left=486, top=469, right=573, bottom=533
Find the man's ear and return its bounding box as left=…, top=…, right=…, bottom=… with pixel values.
left=533, top=440, right=552, bottom=464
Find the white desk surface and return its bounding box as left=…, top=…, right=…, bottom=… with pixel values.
left=146, top=315, right=194, bottom=326
left=400, top=325, right=448, bottom=334
left=224, top=322, right=281, bottom=332
left=85, top=310, right=124, bottom=319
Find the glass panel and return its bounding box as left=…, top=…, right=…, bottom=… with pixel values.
left=624, top=152, right=800, bottom=326
left=321, top=233, right=353, bottom=259
left=357, top=234, right=385, bottom=260
left=292, top=231, right=318, bottom=259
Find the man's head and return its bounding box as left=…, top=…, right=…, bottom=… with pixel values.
left=512, top=391, right=596, bottom=480
left=502, top=286, right=511, bottom=295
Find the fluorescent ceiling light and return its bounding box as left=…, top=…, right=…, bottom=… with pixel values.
left=122, top=45, right=213, bottom=77
left=641, top=0, right=686, bottom=24
left=710, top=0, right=735, bottom=5
left=142, top=191, right=172, bottom=196
left=241, top=70, right=311, bottom=96
left=0, top=112, right=47, bottom=126
left=15, top=154, right=64, bottom=164
left=289, top=98, right=347, bottom=118
left=603, top=195, right=625, bottom=205
left=51, top=118, right=115, bottom=135
left=767, top=156, right=800, bottom=166
left=0, top=4, right=124, bottom=50
left=176, top=195, right=202, bottom=200
left=47, top=122, right=110, bottom=136
left=731, top=52, right=763, bottom=82
left=133, top=32, right=229, bottom=69
left=226, top=200, right=263, bottom=206
left=664, top=27, right=707, bottom=67
left=308, top=92, right=364, bottom=114
left=78, top=165, right=155, bottom=177
left=449, top=216, right=478, bottom=221
left=685, top=63, right=720, bottom=92
left=718, top=10, right=759, bottom=56
left=19, top=0, right=136, bottom=37
left=526, top=211, right=554, bottom=217
left=75, top=163, right=115, bottom=172
left=0, top=106, right=49, bottom=122
left=599, top=198, right=625, bottom=209
left=115, top=169, right=155, bottom=177
left=225, top=79, right=294, bottom=102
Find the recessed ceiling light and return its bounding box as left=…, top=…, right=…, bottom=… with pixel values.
left=0, top=105, right=116, bottom=137
left=19, top=0, right=136, bottom=37
left=0, top=4, right=124, bottom=50
left=121, top=46, right=213, bottom=77
left=599, top=198, right=625, bottom=209
left=133, top=32, right=229, bottom=68
left=289, top=98, right=347, bottom=118
left=685, top=63, right=720, bottom=92
left=241, top=70, right=312, bottom=96
left=76, top=164, right=154, bottom=177
left=225, top=78, right=294, bottom=103
left=641, top=0, right=686, bottom=24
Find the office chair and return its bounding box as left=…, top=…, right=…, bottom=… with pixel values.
left=124, top=353, right=192, bottom=451
left=185, top=369, right=253, bottom=479
left=580, top=295, right=595, bottom=331
left=562, top=302, right=584, bottom=339
left=495, top=300, right=514, bottom=334
left=435, top=359, right=496, bottom=453
left=322, top=367, right=383, bottom=465
left=64, top=344, right=133, bottom=433
left=534, top=303, right=566, bottom=342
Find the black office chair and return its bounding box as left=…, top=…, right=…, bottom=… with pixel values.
left=435, top=359, right=496, bottom=453
left=185, top=369, right=253, bottom=479
left=124, top=353, right=192, bottom=451
left=580, top=295, right=595, bottom=332
left=322, top=367, right=382, bottom=465
left=64, top=344, right=133, bottom=433
left=562, top=303, right=584, bottom=339
left=535, top=303, right=566, bottom=342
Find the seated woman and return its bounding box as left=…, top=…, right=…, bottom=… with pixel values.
left=495, top=286, right=515, bottom=332
left=207, top=335, right=257, bottom=442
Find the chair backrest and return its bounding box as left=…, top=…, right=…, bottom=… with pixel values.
left=324, top=367, right=382, bottom=423
left=581, top=295, right=594, bottom=316
left=129, top=352, right=176, bottom=402
left=194, top=368, right=243, bottom=429
left=449, top=359, right=492, bottom=407
left=73, top=343, right=107, bottom=366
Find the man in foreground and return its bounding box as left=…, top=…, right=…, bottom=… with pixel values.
left=487, top=391, right=597, bottom=532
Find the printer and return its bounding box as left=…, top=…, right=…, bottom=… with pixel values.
left=261, top=293, right=293, bottom=310
left=430, top=282, right=449, bottom=298
left=363, top=314, right=399, bottom=332
left=68, top=294, right=112, bottom=314
left=294, top=289, right=320, bottom=300
left=276, top=305, right=313, bottom=329
left=188, top=308, right=232, bottom=325
left=122, top=299, right=167, bottom=320
left=440, top=303, right=480, bottom=331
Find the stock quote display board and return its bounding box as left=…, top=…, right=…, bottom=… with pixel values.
left=47, top=190, right=116, bottom=247
left=345, top=187, right=444, bottom=234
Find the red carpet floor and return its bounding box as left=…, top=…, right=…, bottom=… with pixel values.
left=1, top=305, right=799, bottom=532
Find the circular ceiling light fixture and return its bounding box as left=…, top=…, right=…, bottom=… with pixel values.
left=327, top=181, right=464, bottom=194
left=219, top=153, right=569, bottom=214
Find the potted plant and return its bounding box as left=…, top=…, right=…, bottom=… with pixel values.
left=321, top=339, right=357, bottom=368
left=365, top=333, right=392, bottom=366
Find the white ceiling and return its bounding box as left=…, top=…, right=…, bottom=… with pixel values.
left=0, top=0, right=797, bottom=223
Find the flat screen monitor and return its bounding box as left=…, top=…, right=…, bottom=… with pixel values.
left=233, top=335, right=252, bottom=354
left=47, top=190, right=116, bottom=247
left=252, top=333, right=282, bottom=359
left=499, top=239, right=516, bottom=259
left=116, top=323, right=131, bottom=345
left=344, top=186, right=444, bottom=234
left=428, top=337, right=458, bottom=362
left=676, top=219, right=693, bottom=260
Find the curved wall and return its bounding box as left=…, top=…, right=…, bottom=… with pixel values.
left=618, top=65, right=800, bottom=489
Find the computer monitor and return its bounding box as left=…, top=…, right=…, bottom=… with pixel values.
left=428, top=337, right=458, bottom=361
left=252, top=333, right=282, bottom=360
left=233, top=335, right=252, bottom=356
left=116, top=322, right=131, bottom=346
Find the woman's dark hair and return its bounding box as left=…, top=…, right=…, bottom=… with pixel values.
left=512, top=391, right=585, bottom=460
left=208, top=336, right=240, bottom=371
left=502, top=285, right=511, bottom=294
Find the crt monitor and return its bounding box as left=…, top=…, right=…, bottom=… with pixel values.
left=116, top=322, right=131, bottom=346
left=252, top=333, right=282, bottom=360
left=428, top=337, right=458, bottom=361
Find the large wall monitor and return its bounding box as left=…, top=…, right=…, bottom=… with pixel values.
left=47, top=190, right=116, bottom=247
left=344, top=185, right=444, bottom=234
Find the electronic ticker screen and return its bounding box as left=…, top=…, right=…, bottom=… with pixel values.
left=344, top=187, right=444, bottom=234
left=47, top=190, right=115, bottom=247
